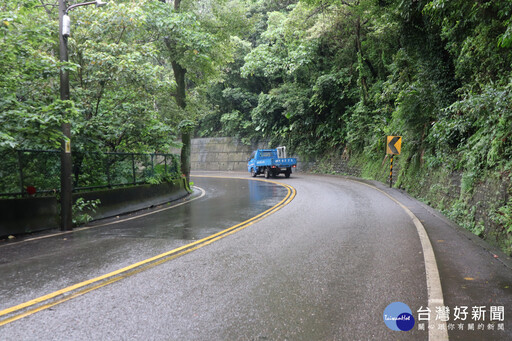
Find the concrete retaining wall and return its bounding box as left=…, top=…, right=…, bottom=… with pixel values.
left=0, top=179, right=189, bottom=237
left=0, top=196, right=59, bottom=236
left=77, top=179, right=189, bottom=220
left=185, top=137, right=308, bottom=172
left=189, top=137, right=268, bottom=171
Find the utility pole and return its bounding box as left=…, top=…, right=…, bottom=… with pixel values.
left=59, top=0, right=73, bottom=231
left=58, top=0, right=107, bottom=231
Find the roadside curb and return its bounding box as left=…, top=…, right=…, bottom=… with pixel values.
left=0, top=178, right=296, bottom=327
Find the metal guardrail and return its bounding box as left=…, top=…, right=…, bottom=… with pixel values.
left=0, top=149, right=180, bottom=198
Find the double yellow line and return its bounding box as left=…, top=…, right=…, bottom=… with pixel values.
left=0, top=177, right=296, bottom=327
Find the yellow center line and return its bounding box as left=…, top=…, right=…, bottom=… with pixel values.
left=0, top=176, right=296, bottom=326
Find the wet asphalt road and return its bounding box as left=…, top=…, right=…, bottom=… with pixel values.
left=1, top=172, right=511, bottom=340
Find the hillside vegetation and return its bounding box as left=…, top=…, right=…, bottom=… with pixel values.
left=197, top=0, right=512, bottom=253
left=1, top=1, right=511, bottom=251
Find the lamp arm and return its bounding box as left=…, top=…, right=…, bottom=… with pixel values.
left=66, top=1, right=99, bottom=14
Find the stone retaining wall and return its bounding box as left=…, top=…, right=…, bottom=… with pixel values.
left=185, top=137, right=314, bottom=172
left=190, top=137, right=268, bottom=171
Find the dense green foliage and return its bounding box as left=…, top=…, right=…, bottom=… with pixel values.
left=1, top=1, right=511, bottom=248
left=196, top=0, right=512, bottom=250
left=0, top=0, right=243, bottom=154
left=199, top=0, right=511, bottom=166
left=1, top=0, right=246, bottom=185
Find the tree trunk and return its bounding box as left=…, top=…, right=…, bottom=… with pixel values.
left=172, top=61, right=187, bottom=109
left=170, top=61, right=190, bottom=183
left=174, top=0, right=181, bottom=11
left=163, top=0, right=191, bottom=185
left=355, top=17, right=369, bottom=105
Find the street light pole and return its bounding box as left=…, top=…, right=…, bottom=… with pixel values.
left=59, top=0, right=72, bottom=231
left=58, top=0, right=107, bottom=231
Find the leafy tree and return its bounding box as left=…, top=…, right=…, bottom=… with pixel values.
left=0, top=0, right=63, bottom=149
left=67, top=0, right=177, bottom=153
left=144, top=0, right=246, bottom=182
left=2, top=0, right=512, bottom=196
left=424, top=0, right=512, bottom=86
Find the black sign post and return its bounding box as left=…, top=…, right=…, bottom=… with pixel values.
left=389, top=155, right=394, bottom=188
left=386, top=136, right=402, bottom=188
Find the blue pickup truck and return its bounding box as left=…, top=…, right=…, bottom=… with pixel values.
left=247, top=147, right=297, bottom=178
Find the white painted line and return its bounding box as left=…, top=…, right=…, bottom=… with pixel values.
left=92, top=186, right=206, bottom=228
left=349, top=180, right=449, bottom=341
left=0, top=187, right=206, bottom=248
left=0, top=180, right=295, bottom=326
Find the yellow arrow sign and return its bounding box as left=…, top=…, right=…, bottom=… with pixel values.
left=387, top=136, right=402, bottom=155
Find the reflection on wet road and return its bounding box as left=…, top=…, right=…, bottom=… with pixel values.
left=92, top=177, right=286, bottom=241
left=0, top=176, right=288, bottom=313
left=3, top=172, right=512, bottom=340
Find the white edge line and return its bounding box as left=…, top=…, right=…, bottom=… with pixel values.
left=0, top=187, right=206, bottom=247
left=349, top=179, right=449, bottom=341
left=0, top=178, right=294, bottom=323
left=92, top=186, right=206, bottom=228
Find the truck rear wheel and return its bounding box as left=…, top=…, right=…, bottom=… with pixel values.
left=264, top=167, right=270, bottom=179
left=285, top=168, right=291, bottom=178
